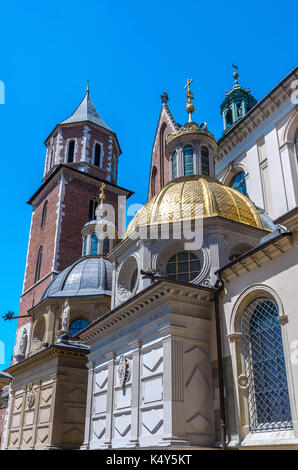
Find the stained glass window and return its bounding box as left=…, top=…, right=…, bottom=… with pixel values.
left=201, top=146, right=210, bottom=176
left=230, top=171, right=247, bottom=196
left=91, top=233, right=98, bottom=255
left=166, top=251, right=201, bottom=282
left=172, top=151, right=177, bottom=179
left=83, top=235, right=88, bottom=256
left=183, top=145, right=193, bottom=176
left=241, top=298, right=292, bottom=432
left=69, top=318, right=90, bottom=336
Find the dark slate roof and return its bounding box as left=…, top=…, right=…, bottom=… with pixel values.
left=61, top=90, right=111, bottom=130
left=42, top=256, right=112, bottom=300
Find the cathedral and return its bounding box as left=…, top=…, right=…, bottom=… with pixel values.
left=0, top=65, right=298, bottom=450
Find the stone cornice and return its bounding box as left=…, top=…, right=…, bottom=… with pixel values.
left=5, top=343, right=89, bottom=377
left=274, top=207, right=298, bottom=232
left=77, top=279, right=214, bottom=343
left=27, top=164, right=133, bottom=206
left=217, top=232, right=292, bottom=282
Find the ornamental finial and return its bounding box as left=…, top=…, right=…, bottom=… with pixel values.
left=99, top=182, right=106, bottom=207
left=86, top=80, right=90, bottom=94
left=184, top=78, right=195, bottom=122
left=232, top=64, right=239, bottom=84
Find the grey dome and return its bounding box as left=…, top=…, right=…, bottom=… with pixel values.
left=42, top=256, right=112, bottom=301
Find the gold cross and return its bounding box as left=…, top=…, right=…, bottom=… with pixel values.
left=185, top=78, right=193, bottom=93
left=99, top=182, right=106, bottom=203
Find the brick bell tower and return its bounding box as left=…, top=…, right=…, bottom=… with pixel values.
left=15, top=86, right=132, bottom=337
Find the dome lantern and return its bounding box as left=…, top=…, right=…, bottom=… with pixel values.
left=165, top=78, right=218, bottom=182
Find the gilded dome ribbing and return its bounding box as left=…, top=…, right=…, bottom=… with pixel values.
left=125, top=176, right=264, bottom=238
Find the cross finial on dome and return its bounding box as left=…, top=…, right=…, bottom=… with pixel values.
left=99, top=182, right=106, bottom=207
left=185, top=78, right=195, bottom=122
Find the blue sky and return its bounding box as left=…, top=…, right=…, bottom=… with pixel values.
left=0, top=0, right=297, bottom=369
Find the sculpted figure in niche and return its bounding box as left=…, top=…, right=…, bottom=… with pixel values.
left=19, top=328, right=28, bottom=356
left=61, top=300, right=70, bottom=332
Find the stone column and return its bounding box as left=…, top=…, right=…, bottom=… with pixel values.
left=160, top=329, right=188, bottom=446
left=81, top=361, right=95, bottom=449
left=103, top=352, right=115, bottom=448
left=194, top=142, right=199, bottom=175
left=128, top=340, right=141, bottom=447
left=177, top=145, right=183, bottom=177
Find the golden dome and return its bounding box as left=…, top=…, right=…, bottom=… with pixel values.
left=125, top=176, right=264, bottom=238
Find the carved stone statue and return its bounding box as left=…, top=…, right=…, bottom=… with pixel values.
left=19, top=328, right=28, bottom=356
left=61, top=300, right=70, bottom=332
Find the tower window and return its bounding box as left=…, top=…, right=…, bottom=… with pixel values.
left=166, top=251, right=201, bottom=282
left=41, top=201, right=48, bottom=228
left=295, top=132, right=298, bottom=160
left=236, top=102, right=243, bottom=118
left=67, top=140, right=75, bottom=163
left=91, top=233, right=98, bottom=255
left=89, top=198, right=98, bottom=220
left=69, top=318, right=90, bottom=336
left=183, top=145, right=193, bottom=176
left=171, top=151, right=177, bottom=179
left=111, top=157, right=117, bottom=182
left=241, top=298, right=292, bottom=432
left=226, top=109, right=233, bottom=126
left=48, top=150, right=53, bottom=171
left=230, top=171, right=247, bottom=196
left=201, top=146, right=210, bottom=176
left=103, top=236, right=110, bottom=256
left=83, top=235, right=88, bottom=256
left=35, top=246, right=43, bottom=283
left=94, top=143, right=101, bottom=167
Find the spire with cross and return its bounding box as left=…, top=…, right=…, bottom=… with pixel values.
left=185, top=78, right=195, bottom=122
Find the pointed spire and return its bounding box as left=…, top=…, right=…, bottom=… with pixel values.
left=61, top=86, right=111, bottom=130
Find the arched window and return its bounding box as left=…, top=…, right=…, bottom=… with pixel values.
left=230, top=171, right=247, bottom=196
left=111, top=156, right=117, bottom=182
left=151, top=166, right=157, bottom=196
left=83, top=235, right=88, bottom=256
left=67, top=140, right=75, bottom=163
left=69, top=318, right=90, bottom=336
left=171, top=151, right=177, bottom=180
left=183, top=145, right=193, bottom=176
left=103, top=236, right=110, bottom=256
left=91, top=233, right=98, bottom=255
left=94, top=143, right=101, bottom=167
left=41, top=201, right=48, bottom=228
left=295, top=132, right=298, bottom=160
left=201, top=146, right=210, bottom=176
left=166, top=251, right=201, bottom=282
left=35, top=246, right=43, bottom=283
left=241, top=298, right=292, bottom=432
left=89, top=198, right=98, bottom=220
left=226, top=108, right=233, bottom=126
left=48, top=150, right=53, bottom=171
